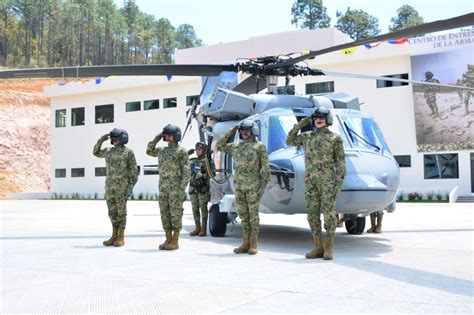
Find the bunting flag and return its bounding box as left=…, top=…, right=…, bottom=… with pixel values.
left=166, top=74, right=173, bottom=81
left=340, top=47, right=357, bottom=55
left=388, top=38, right=408, bottom=44
left=95, top=78, right=104, bottom=84
left=364, top=42, right=382, bottom=49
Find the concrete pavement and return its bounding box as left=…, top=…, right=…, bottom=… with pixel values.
left=1, top=200, right=473, bottom=314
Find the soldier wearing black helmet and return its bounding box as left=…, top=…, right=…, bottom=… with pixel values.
left=287, top=107, right=346, bottom=260
left=188, top=142, right=213, bottom=237
left=146, top=124, right=190, bottom=250
left=93, top=128, right=138, bottom=247
left=217, top=119, right=270, bottom=255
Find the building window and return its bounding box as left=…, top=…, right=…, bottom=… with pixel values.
left=55, top=109, right=66, bottom=127
left=55, top=169, right=66, bottom=178
left=95, top=167, right=106, bottom=177
left=71, top=107, right=85, bottom=126
left=186, top=95, right=199, bottom=106
left=277, top=85, right=295, bottom=95
left=376, top=73, right=409, bottom=88
left=95, top=104, right=114, bottom=124
left=394, top=155, right=411, bottom=167
left=163, top=97, right=177, bottom=108
left=144, top=165, right=158, bottom=175
left=126, top=101, right=141, bottom=112
left=144, top=99, right=159, bottom=110
left=71, top=168, right=85, bottom=177
left=424, top=154, right=459, bottom=179
left=306, top=81, right=334, bottom=94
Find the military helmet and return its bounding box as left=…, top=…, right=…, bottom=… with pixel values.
left=162, top=123, right=181, bottom=142
left=425, top=71, right=433, bottom=79
left=238, top=119, right=259, bottom=137
left=311, top=106, right=333, bottom=126
left=109, top=128, right=129, bottom=144
left=195, top=142, right=207, bottom=150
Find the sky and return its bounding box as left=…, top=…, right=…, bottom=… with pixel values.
left=113, top=0, right=474, bottom=45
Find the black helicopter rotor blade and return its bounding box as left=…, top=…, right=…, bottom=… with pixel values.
left=321, top=70, right=474, bottom=91
left=232, top=74, right=267, bottom=94
left=271, top=12, right=474, bottom=69
left=0, top=64, right=238, bottom=79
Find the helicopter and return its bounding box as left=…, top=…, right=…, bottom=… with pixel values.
left=1, top=13, right=473, bottom=236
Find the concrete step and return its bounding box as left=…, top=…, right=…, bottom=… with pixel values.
left=456, top=196, right=474, bottom=203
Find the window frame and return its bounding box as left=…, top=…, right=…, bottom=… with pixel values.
left=55, top=169, right=66, bottom=178
left=394, top=155, right=411, bottom=168
left=423, top=153, right=459, bottom=179
left=163, top=97, right=177, bottom=109
left=55, top=109, right=66, bottom=128
left=144, top=99, right=160, bottom=110
left=376, top=73, right=409, bottom=88
left=71, top=107, right=85, bottom=126
left=95, top=104, right=114, bottom=124
left=126, top=101, right=141, bottom=112
left=71, top=168, right=85, bottom=178
left=305, top=81, right=335, bottom=94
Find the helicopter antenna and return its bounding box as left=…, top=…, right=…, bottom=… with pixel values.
left=181, top=76, right=210, bottom=142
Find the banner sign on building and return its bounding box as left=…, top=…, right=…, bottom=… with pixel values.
left=410, top=45, right=473, bottom=152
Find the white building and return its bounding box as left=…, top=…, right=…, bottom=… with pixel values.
left=45, top=27, right=474, bottom=199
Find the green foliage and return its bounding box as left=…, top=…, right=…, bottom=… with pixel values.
left=0, top=0, right=202, bottom=67
left=389, top=5, right=424, bottom=32
left=291, top=0, right=330, bottom=30
left=427, top=191, right=434, bottom=201
left=335, top=7, right=380, bottom=40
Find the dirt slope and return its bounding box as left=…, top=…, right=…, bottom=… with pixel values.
left=0, top=80, right=58, bottom=198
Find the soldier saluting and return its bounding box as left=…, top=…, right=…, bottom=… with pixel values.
left=188, top=142, right=213, bottom=237
left=93, top=128, right=138, bottom=247
left=286, top=107, right=345, bottom=260
left=217, top=119, right=270, bottom=255
left=146, top=124, right=190, bottom=251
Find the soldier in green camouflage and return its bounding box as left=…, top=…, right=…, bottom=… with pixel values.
left=459, top=64, right=473, bottom=116
left=367, top=211, right=383, bottom=233
left=188, top=142, right=212, bottom=237
left=286, top=107, right=346, bottom=260
left=423, top=71, right=441, bottom=117
left=146, top=124, right=190, bottom=251
left=93, top=128, right=138, bottom=247
left=217, top=119, right=270, bottom=255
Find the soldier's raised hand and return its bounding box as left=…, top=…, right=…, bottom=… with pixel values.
left=297, top=116, right=312, bottom=128
left=100, top=133, right=110, bottom=141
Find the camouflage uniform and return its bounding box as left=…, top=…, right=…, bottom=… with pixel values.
left=189, top=153, right=212, bottom=236
left=217, top=125, right=270, bottom=254
left=287, top=113, right=345, bottom=260
left=423, top=72, right=440, bottom=116
left=459, top=65, right=474, bottom=115
left=146, top=132, right=190, bottom=250
left=93, top=133, right=138, bottom=246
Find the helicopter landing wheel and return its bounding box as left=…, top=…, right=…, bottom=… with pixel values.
left=209, top=204, right=227, bottom=237
left=344, top=215, right=366, bottom=235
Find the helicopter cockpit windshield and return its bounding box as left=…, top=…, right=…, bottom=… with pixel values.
left=340, top=115, right=391, bottom=154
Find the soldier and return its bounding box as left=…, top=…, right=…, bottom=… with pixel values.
left=459, top=64, right=474, bottom=116
left=286, top=107, right=346, bottom=260
left=188, top=142, right=212, bottom=237
left=93, top=128, right=138, bottom=247
left=217, top=119, right=270, bottom=255
left=146, top=124, right=190, bottom=251
left=367, top=211, right=383, bottom=233
left=423, top=71, right=440, bottom=117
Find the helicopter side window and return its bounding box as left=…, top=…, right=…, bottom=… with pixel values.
left=268, top=115, right=297, bottom=154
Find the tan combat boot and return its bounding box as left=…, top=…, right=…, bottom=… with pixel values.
left=374, top=213, right=383, bottom=233
left=103, top=227, right=118, bottom=246
left=164, top=230, right=180, bottom=250
left=367, top=213, right=376, bottom=233
left=305, top=234, right=324, bottom=259
left=323, top=237, right=334, bottom=260
left=233, top=234, right=250, bottom=254
left=248, top=232, right=259, bottom=255
left=113, top=228, right=125, bottom=247
left=159, top=230, right=172, bottom=250
left=198, top=216, right=207, bottom=237
left=189, top=221, right=201, bottom=236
